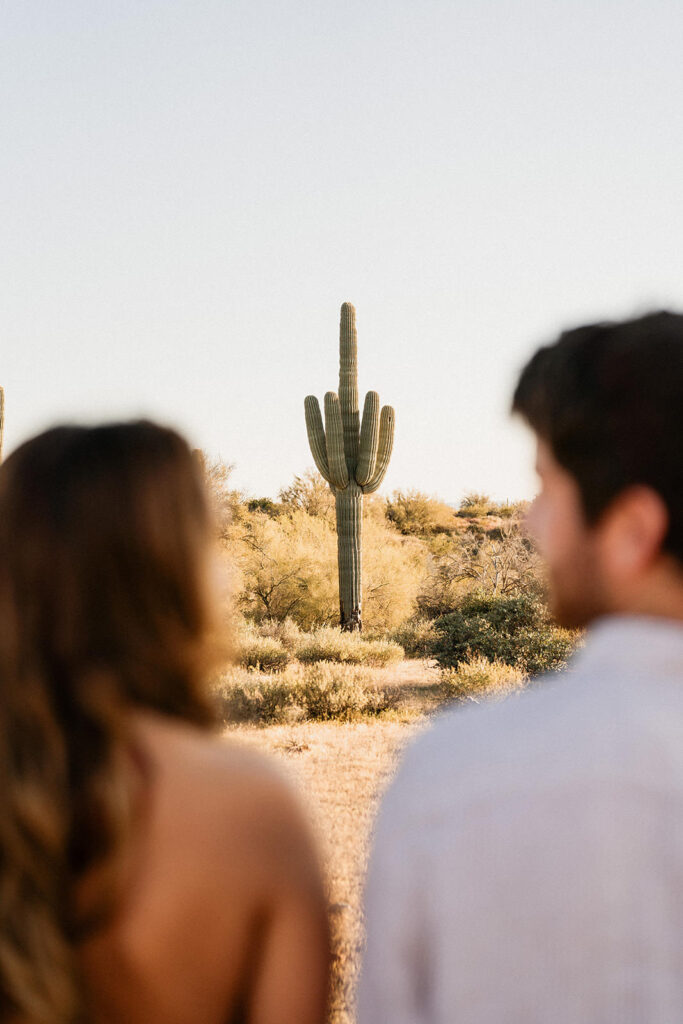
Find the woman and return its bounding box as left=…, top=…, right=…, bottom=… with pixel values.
left=0, top=421, right=329, bottom=1024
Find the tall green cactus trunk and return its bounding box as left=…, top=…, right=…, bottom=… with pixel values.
left=305, top=304, right=395, bottom=631
left=336, top=482, right=363, bottom=629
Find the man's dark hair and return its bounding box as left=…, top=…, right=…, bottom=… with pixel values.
left=512, top=310, right=683, bottom=564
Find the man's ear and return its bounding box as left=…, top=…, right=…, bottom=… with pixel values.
left=600, top=486, right=669, bottom=579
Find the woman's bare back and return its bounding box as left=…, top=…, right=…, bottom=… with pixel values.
left=78, top=712, right=330, bottom=1024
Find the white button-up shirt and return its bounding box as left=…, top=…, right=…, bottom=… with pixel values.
left=358, top=616, right=683, bottom=1023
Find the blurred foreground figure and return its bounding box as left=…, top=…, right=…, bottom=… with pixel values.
left=0, top=422, right=329, bottom=1024
left=359, top=312, right=683, bottom=1023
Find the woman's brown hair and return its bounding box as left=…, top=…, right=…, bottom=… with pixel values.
left=0, top=421, right=225, bottom=1023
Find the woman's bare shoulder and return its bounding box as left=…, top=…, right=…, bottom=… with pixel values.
left=132, top=708, right=290, bottom=794
left=80, top=713, right=327, bottom=1022
left=129, top=710, right=312, bottom=866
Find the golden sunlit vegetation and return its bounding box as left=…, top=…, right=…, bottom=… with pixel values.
left=201, top=457, right=575, bottom=670
left=232, top=502, right=426, bottom=631
left=208, top=459, right=580, bottom=1022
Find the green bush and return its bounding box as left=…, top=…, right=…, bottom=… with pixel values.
left=439, top=655, right=527, bottom=704
left=433, top=594, right=578, bottom=674
left=295, top=627, right=403, bottom=667
left=390, top=617, right=438, bottom=658
left=457, top=492, right=494, bottom=517
left=246, top=497, right=281, bottom=517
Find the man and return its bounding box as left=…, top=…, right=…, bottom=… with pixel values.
left=358, top=311, right=683, bottom=1023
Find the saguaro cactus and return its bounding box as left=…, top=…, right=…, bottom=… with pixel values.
left=305, top=303, right=395, bottom=631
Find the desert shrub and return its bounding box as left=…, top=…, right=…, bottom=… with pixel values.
left=247, top=497, right=281, bottom=517
left=361, top=516, right=427, bottom=630
left=457, top=493, right=529, bottom=519
left=439, top=656, right=527, bottom=704
left=416, top=551, right=472, bottom=619
left=215, top=669, right=300, bottom=725
left=496, top=499, right=529, bottom=518
left=235, top=504, right=424, bottom=632
left=361, top=640, right=405, bottom=666
left=509, top=624, right=580, bottom=674
left=236, top=509, right=339, bottom=626
left=196, top=452, right=245, bottom=543
left=255, top=616, right=303, bottom=652
left=278, top=469, right=336, bottom=523
left=295, top=663, right=397, bottom=721
left=385, top=489, right=457, bottom=536
left=433, top=594, right=578, bottom=674
left=215, top=663, right=397, bottom=725
left=390, top=617, right=438, bottom=658
left=295, top=627, right=352, bottom=663
left=453, top=524, right=543, bottom=598
left=457, top=492, right=495, bottom=517
left=238, top=633, right=291, bottom=672
left=295, top=627, right=403, bottom=667
left=417, top=522, right=544, bottom=616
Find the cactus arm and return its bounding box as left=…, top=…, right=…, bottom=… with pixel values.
left=355, top=390, right=380, bottom=486
left=304, top=395, right=331, bottom=483
left=338, top=302, right=360, bottom=475
left=362, top=405, right=395, bottom=494
left=324, top=392, right=349, bottom=490
left=0, top=387, right=4, bottom=464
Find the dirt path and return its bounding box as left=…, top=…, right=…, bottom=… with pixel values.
left=229, top=718, right=427, bottom=1023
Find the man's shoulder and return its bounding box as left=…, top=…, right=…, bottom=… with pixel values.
left=380, top=663, right=613, bottom=830
left=384, top=628, right=683, bottom=835
left=404, top=668, right=573, bottom=771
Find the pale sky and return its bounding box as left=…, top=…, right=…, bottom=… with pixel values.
left=3, top=0, right=682, bottom=503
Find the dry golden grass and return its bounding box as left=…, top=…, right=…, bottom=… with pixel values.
left=439, top=655, right=527, bottom=702
left=223, top=656, right=529, bottom=1021
left=229, top=717, right=426, bottom=1023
